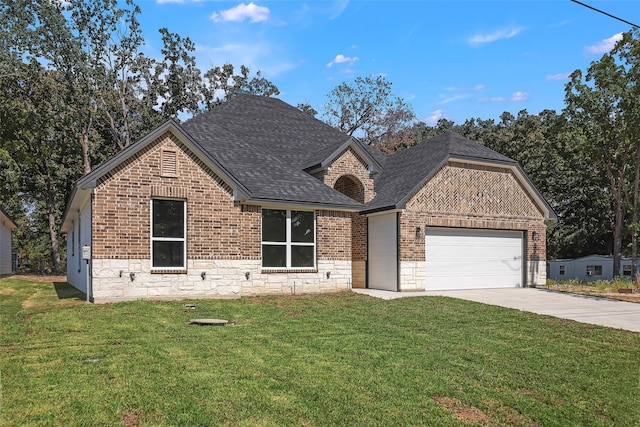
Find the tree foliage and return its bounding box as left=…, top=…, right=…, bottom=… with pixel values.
left=564, top=29, right=640, bottom=278
left=0, top=0, right=279, bottom=273
left=323, top=75, right=415, bottom=145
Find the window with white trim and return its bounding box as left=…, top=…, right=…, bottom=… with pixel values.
left=262, top=209, right=315, bottom=269
left=151, top=199, right=186, bottom=268
left=559, top=265, right=565, bottom=276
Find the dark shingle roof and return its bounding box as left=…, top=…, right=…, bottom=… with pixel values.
left=363, top=131, right=517, bottom=212
left=182, top=94, right=366, bottom=208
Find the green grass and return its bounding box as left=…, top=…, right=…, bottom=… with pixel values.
left=1, top=277, right=639, bottom=426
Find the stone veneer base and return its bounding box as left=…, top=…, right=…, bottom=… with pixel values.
left=90, top=259, right=352, bottom=303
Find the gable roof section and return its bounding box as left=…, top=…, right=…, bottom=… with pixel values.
left=61, top=119, right=252, bottom=233
left=0, top=206, right=17, bottom=229
left=186, top=94, right=350, bottom=168
left=302, top=137, right=384, bottom=174
left=76, top=119, right=247, bottom=194
left=363, top=131, right=556, bottom=219
left=181, top=94, right=364, bottom=209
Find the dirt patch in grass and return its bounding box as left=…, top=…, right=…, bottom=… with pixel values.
left=121, top=410, right=141, bottom=427
left=0, top=287, right=18, bottom=296
left=433, top=396, right=491, bottom=426
left=434, top=397, right=540, bottom=427
left=484, top=399, right=539, bottom=426
left=15, top=274, right=67, bottom=283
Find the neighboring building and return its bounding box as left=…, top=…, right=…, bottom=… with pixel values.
left=548, top=255, right=639, bottom=282
left=0, top=206, right=17, bottom=277
left=60, top=94, right=555, bottom=302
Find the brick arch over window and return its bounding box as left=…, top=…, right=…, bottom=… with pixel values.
left=333, top=175, right=365, bottom=203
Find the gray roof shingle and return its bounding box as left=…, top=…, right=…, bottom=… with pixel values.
left=182, top=94, right=366, bottom=208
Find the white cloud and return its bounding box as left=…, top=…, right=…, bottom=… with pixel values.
left=510, top=91, right=529, bottom=102
left=438, top=93, right=466, bottom=105
left=210, top=2, right=270, bottom=23
left=546, top=73, right=570, bottom=81
left=330, top=0, right=350, bottom=20
left=473, top=84, right=485, bottom=91
left=585, top=32, right=623, bottom=55
left=424, top=109, right=445, bottom=125
left=491, top=97, right=506, bottom=102
left=326, top=54, right=358, bottom=67
left=469, top=26, right=524, bottom=45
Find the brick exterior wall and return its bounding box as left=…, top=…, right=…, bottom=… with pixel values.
left=319, top=147, right=375, bottom=203
left=317, top=210, right=352, bottom=260
left=92, top=132, right=260, bottom=261
left=88, top=132, right=354, bottom=301
left=316, top=147, right=375, bottom=288
left=399, top=161, right=547, bottom=288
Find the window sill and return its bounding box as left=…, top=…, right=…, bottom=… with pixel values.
left=261, top=268, right=318, bottom=274
left=151, top=269, right=187, bottom=274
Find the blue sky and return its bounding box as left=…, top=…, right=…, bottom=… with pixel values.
left=135, top=0, right=640, bottom=125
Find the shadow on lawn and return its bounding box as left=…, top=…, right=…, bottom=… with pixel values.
left=53, top=282, right=85, bottom=301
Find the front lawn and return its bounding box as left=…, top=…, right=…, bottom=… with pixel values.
left=1, top=276, right=638, bottom=426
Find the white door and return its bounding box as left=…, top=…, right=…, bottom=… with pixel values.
left=425, top=228, right=523, bottom=290
left=368, top=213, right=397, bottom=291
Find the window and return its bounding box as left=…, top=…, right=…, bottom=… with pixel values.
left=586, top=265, right=602, bottom=277
left=151, top=199, right=186, bottom=268
left=262, top=209, right=315, bottom=269
left=623, top=264, right=632, bottom=276
left=559, top=265, right=565, bottom=276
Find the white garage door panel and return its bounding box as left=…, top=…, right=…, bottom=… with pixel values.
left=426, top=228, right=523, bottom=290
left=368, top=213, right=397, bottom=291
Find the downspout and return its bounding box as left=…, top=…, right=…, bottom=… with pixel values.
left=88, top=190, right=94, bottom=302
left=396, top=212, right=401, bottom=292
left=365, top=216, right=369, bottom=289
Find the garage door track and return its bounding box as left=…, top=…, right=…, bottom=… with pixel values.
left=353, top=288, right=640, bottom=333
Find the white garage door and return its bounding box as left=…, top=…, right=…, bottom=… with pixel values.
left=425, top=228, right=523, bottom=290
left=368, top=213, right=397, bottom=291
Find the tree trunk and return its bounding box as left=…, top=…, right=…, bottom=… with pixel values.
left=80, top=131, right=91, bottom=174
left=613, top=189, right=624, bottom=279
left=47, top=187, right=62, bottom=274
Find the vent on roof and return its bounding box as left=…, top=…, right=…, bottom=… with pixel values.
left=161, top=149, right=177, bottom=177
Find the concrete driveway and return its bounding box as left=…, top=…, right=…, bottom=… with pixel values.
left=352, top=287, right=640, bottom=333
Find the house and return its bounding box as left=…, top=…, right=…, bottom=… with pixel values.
left=548, top=255, right=639, bottom=282
left=1, top=206, right=17, bottom=277
left=60, top=94, right=555, bottom=302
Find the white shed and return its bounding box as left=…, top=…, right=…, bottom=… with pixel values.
left=548, top=255, right=638, bottom=282
left=0, top=207, right=17, bottom=277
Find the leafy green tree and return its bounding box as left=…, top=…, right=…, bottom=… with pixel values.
left=0, top=62, right=81, bottom=273
left=323, top=75, right=415, bottom=145
left=202, top=64, right=280, bottom=111
left=564, top=29, right=640, bottom=279
left=296, top=102, right=318, bottom=117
